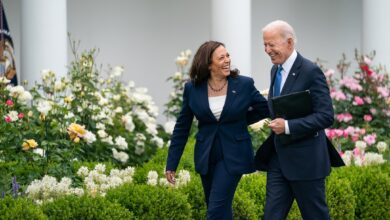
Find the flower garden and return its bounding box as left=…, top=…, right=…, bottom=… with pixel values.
left=0, top=43, right=389, bottom=219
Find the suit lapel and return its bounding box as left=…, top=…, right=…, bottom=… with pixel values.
left=280, top=53, right=303, bottom=95
left=219, top=76, right=238, bottom=121
left=198, top=81, right=217, bottom=121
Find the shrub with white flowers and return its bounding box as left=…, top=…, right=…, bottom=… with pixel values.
left=146, top=169, right=191, bottom=188
left=25, top=163, right=135, bottom=203
left=0, top=40, right=164, bottom=169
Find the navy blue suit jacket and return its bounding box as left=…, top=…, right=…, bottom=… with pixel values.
left=166, top=75, right=269, bottom=175
left=257, top=53, right=337, bottom=180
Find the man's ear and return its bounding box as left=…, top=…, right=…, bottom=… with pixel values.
left=287, top=38, right=294, bottom=48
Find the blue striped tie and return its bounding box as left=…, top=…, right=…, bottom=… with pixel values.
left=273, top=65, right=283, bottom=96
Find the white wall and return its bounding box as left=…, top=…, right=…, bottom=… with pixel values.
left=4, top=0, right=363, bottom=123
left=251, top=0, right=362, bottom=91
left=67, top=0, right=211, bottom=122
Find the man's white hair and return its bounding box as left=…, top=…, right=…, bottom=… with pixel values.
left=262, top=20, right=297, bottom=44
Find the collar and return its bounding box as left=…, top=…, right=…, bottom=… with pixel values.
left=281, top=50, right=297, bottom=74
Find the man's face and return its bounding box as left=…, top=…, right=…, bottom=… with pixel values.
left=263, top=29, right=293, bottom=65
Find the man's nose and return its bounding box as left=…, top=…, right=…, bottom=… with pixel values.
left=264, top=46, right=270, bottom=53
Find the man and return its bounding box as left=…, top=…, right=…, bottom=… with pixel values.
left=256, top=20, right=344, bottom=219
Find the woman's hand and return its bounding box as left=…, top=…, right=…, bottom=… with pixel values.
left=165, top=170, right=176, bottom=184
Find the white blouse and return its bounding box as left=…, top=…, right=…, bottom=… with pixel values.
left=208, top=95, right=226, bottom=120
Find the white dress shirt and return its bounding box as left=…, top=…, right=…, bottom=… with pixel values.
left=279, top=50, right=297, bottom=135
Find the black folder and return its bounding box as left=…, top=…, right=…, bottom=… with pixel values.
left=271, top=90, right=314, bottom=144
left=271, top=90, right=312, bottom=119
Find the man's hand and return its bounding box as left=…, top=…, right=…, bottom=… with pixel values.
left=165, top=170, right=176, bottom=184
left=269, top=118, right=285, bottom=134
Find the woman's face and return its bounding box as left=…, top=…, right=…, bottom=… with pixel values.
left=209, top=46, right=231, bottom=78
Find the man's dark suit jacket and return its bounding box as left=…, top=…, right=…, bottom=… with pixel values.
left=166, top=75, right=269, bottom=175
left=255, top=53, right=344, bottom=180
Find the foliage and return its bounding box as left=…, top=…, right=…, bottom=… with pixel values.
left=0, top=196, right=47, bottom=220
left=177, top=176, right=207, bottom=219
left=106, top=183, right=192, bottom=220
left=41, top=195, right=133, bottom=220
left=0, top=39, right=165, bottom=190
left=320, top=51, right=389, bottom=165
left=331, top=165, right=390, bottom=219
left=237, top=173, right=267, bottom=218
left=232, top=188, right=259, bottom=220
left=325, top=176, right=355, bottom=219
left=25, top=163, right=135, bottom=203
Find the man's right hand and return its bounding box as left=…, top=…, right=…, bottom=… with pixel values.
left=165, top=170, right=176, bottom=184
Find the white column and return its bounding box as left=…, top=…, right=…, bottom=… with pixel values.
left=362, top=0, right=390, bottom=67
left=211, top=0, right=251, bottom=76
left=21, top=0, right=67, bottom=87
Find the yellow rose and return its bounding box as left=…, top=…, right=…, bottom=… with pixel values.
left=73, top=137, right=80, bottom=143
left=67, top=123, right=86, bottom=142
left=64, top=96, right=73, bottom=104
left=22, top=139, right=38, bottom=151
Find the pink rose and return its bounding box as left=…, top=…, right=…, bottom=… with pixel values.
left=6, top=100, right=14, bottom=107
left=326, top=129, right=336, bottom=139
left=353, top=96, right=364, bottom=106
left=5, top=116, right=12, bottom=123
left=18, top=113, right=24, bottom=119
left=363, top=134, right=376, bottom=146
left=351, top=134, right=359, bottom=142
left=363, top=114, right=372, bottom=122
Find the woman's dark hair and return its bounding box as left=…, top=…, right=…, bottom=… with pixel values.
left=189, top=41, right=239, bottom=85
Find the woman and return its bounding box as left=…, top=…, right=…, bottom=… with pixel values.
left=165, top=41, right=269, bottom=219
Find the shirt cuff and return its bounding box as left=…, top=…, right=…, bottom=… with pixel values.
left=285, top=120, right=290, bottom=135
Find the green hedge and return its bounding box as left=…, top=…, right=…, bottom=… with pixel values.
left=41, top=195, right=133, bottom=219
left=332, top=166, right=390, bottom=219
left=237, top=173, right=267, bottom=218
left=178, top=176, right=207, bottom=219
left=0, top=196, right=47, bottom=220
left=233, top=188, right=258, bottom=220
left=106, top=183, right=192, bottom=219
left=133, top=135, right=389, bottom=219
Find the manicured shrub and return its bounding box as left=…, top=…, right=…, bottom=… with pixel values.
left=106, top=183, right=192, bottom=219
left=332, top=165, right=390, bottom=219
left=233, top=188, right=258, bottom=220
left=0, top=196, right=47, bottom=220
left=178, top=175, right=207, bottom=219
left=326, top=176, right=355, bottom=219
left=0, top=161, right=43, bottom=193
left=237, top=172, right=267, bottom=218
left=41, top=195, right=133, bottom=219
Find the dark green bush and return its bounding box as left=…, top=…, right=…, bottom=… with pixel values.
left=326, top=176, right=355, bottom=219
left=41, top=195, right=133, bottom=220
left=0, top=161, right=43, bottom=193
left=237, top=173, right=267, bottom=218
left=106, top=183, right=192, bottom=219
left=332, top=165, right=390, bottom=219
left=0, top=196, right=47, bottom=220
left=178, top=175, right=207, bottom=219
left=233, top=188, right=258, bottom=220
